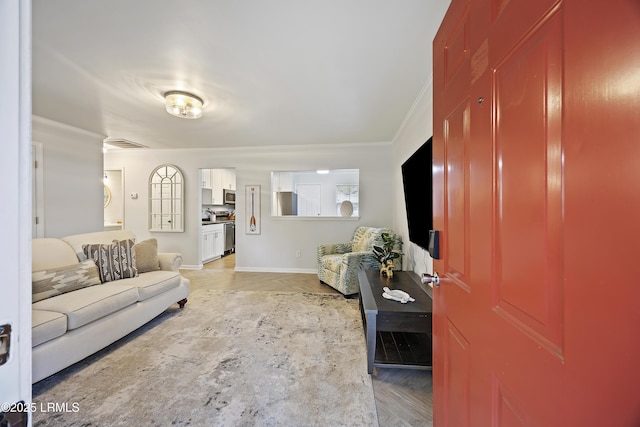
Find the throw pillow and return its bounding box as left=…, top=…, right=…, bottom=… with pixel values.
left=32, top=259, right=101, bottom=302
left=83, top=239, right=138, bottom=283
left=134, top=238, right=160, bottom=273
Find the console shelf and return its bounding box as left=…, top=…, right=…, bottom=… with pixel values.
left=375, top=331, right=432, bottom=369
left=358, top=270, right=433, bottom=374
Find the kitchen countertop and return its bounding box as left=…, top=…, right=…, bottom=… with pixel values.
left=202, top=220, right=235, bottom=225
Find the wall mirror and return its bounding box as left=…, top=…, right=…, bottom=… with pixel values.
left=149, top=164, right=184, bottom=232
left=270, top=169, right=359, bottom=217
left=103, top=183, right=112, bottom=208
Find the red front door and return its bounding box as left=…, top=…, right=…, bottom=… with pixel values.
left=432, top=0, right=640, bottom=425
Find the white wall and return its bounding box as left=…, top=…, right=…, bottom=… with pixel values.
left=392, top=83, right=435, bottom=277
left=391, top=0, right=450, bottom=278
left=105, top=142, right=394, bottom=271
left=33, top=115, right=105, bottom=238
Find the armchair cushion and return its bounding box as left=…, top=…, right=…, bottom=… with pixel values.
left=317, top=226, right=400, bottom=296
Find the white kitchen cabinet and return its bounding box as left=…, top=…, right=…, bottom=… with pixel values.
left=213, top=226, right=225, bottom=258
left=201, top=169, right=212, bottom=189
left=202, top=223, right=225, bottom=263
left=209, top=169, right=221, bottom=204
left=221, top=169, right=236, bottom=191
left=201, top=225, right=215, bottom=262
left=272, top=171, right=293, bottom=191
left=202, top=187, right=213, bottom=205
left=203, top=168, right=235, bottom=205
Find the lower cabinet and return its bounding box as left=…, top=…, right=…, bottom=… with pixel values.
left=202, top=224, right=225, bottom=263
left=213, top=227, right=225, bottom=258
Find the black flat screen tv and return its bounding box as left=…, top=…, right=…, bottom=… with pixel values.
left=401, top=137, right=433, bottom=251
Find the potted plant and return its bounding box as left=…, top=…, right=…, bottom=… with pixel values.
left=372, top=232, right=402, bottom=278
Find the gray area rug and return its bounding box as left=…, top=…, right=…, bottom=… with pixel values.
left=32, top=290, right=379, bottom=426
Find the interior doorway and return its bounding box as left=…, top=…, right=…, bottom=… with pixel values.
left=199, top=168, right=237, bottom=267
left=103, top=169, right=124, bottom=231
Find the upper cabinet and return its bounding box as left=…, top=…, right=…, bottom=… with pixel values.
left=201, top=168, right=235, bottom=205
left=221, top=169, right=235, bottom=191
left=211, top=169, right=222, bottom=203
left=201, top=169, right=212, bottom=189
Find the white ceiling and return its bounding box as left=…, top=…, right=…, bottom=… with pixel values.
left=33, top=0, right=450, bottom=149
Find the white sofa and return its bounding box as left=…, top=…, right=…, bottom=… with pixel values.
left=31, top=230, right=190, bottom=383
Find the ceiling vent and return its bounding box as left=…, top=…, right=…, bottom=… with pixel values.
left=103, top=138, right=148, bottom=150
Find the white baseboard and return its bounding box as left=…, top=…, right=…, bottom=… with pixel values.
left=234, top=267, right=317, bottom=274
left=180, top=264, right=316, bottom=275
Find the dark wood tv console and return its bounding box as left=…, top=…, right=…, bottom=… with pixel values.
left=358, top=269, right=433, bottom=374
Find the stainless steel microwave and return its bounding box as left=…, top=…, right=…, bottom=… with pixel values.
left=223, top=189, right=235, bottom=205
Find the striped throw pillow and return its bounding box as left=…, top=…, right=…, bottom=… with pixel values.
left=83, top=239, right=138, bottom=283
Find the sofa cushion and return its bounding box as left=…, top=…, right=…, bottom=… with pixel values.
left=32, top=310, right=67, bottom=347
left=32, top=259, right=102, bottom=302
left=32, top=285, right=139, bottom=330
left=112, top=270, right=182, bottom=301
left=134, top=238, right=160, bottom=273
left=32, top=238, right=79, bottom=271
left=83, top=239, right=138, bottom=283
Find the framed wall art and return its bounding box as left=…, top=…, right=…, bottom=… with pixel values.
left=245, top=185, right=261, bottom=234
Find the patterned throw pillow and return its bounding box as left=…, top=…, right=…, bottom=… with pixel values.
left=134, top=238, right=160, bottom=273
left=83, top=239, right=138, bottom=283
left=32, top=259, right=101, bottom=302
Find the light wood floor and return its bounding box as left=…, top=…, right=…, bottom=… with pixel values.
left=181, top=254, right=433, bottom=427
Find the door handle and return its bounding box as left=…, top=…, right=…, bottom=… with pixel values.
left=422, top=271, right=440, bottom=288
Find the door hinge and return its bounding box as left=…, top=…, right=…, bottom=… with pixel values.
left=34, top=217, right=39, bottom=225
left=0, top=400, right=28, bottom=427
left=0, top=324, right=11, bottom=365
left=34, top=160, right=38, bottom=168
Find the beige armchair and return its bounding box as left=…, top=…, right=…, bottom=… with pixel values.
left=317, top=226, right=401, bottom=296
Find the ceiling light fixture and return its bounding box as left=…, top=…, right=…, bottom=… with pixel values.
left=164, top=91, right=203, bottom=119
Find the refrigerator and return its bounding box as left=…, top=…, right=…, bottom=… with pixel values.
left=275, top=191, right=297, bottom=215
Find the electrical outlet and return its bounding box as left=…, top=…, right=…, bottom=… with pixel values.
left=296, top=250, right=301, bottom=258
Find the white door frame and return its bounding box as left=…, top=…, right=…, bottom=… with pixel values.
left=0, top=0, right=32, bottom=419
left=32, top=142, right=44, bottom=238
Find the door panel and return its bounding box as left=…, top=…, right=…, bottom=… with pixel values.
left=434, top=0, right=640, bottom=425
left=486, top=6, right=566, bottom=424
left=445, top=100, right=471, bottom=287
left=444, top=320, right=471, bottom=427
left=493, top=7, right=564, bottom=357
left=433, top=0, right=477, bottom=425
left=443, top=5, right=470, bottom=87
left=295, top=184, right=321, bottom=216
left=562, top=0, right=640, bottom=424
left=492, top=377, right=529, bottom=427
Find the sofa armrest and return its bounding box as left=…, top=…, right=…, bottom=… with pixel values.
left=157, top=253, right=183, bottom=271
